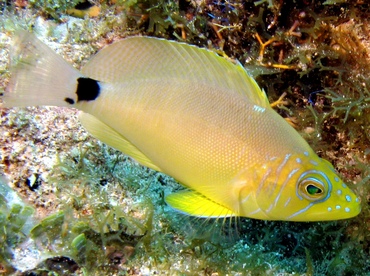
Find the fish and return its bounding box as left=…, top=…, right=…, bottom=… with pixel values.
left=1, top=31, right=361, bottom=221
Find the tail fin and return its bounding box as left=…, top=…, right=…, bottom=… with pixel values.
left=1, top=31, right=83, bottom=108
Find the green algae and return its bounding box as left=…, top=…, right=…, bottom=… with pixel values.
left=0, top=177, right=35, bottom=273
left=28, top=0, right=81, bottom=20
left=1, top=0, right=370, bottom=275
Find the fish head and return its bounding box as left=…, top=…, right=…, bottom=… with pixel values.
left=252, top=152, right=361, bottom=221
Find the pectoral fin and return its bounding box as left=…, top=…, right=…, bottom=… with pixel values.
left=165, top=190, right=238, bottom=218
left=78, top=112, right=162, bottom=172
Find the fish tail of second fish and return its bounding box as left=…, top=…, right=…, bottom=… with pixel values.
left=1, top=31, right=84, bottom=108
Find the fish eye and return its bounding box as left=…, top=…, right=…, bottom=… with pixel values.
left=306, top=184, right=322, bottom=195
left=298, top=178, right=326, bottom=201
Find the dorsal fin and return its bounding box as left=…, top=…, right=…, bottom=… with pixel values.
left=82, top=37, right=269, bottom=108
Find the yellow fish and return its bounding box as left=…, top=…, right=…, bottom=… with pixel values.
left=1, top=31, right=361, bottom=221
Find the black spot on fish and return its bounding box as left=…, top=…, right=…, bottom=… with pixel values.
left=65, top=97, right=75, bottom=104
left=76, top=77, right=100, bottom=102
left=0, top=92, right=4, bottom=96
left=75, top=1, right=94, bottom=10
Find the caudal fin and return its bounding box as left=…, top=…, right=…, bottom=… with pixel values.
left=1, top=31, right=83, bottom=108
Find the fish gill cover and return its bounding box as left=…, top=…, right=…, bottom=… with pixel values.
left=0, top=0, right=370, bottom=275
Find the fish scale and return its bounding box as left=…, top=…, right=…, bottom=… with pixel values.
left=1, top=31, right=361, bottom=221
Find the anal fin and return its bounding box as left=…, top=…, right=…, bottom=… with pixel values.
left=78, top=112, right=162, bottom=172
left=165, top=190, right=238, bottom=218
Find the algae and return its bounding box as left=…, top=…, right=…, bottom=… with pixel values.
left=1, top=0, right=370, bottom=275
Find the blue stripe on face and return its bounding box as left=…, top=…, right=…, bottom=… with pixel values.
left=287, top=203, right=314, bottom=219
left=270, top=168, right=299, bottom=212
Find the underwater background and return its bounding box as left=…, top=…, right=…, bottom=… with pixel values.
left=1, top=0, right=370, bottom=275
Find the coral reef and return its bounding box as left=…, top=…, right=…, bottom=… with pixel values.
left=1, top=0, right=370, bottom=275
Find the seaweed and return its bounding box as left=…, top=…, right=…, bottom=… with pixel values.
left=0, top=177, right=35, bottom=274
left=28, top=0, right=82, bottom=20
left=1, top=0, right=370, bottom=274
